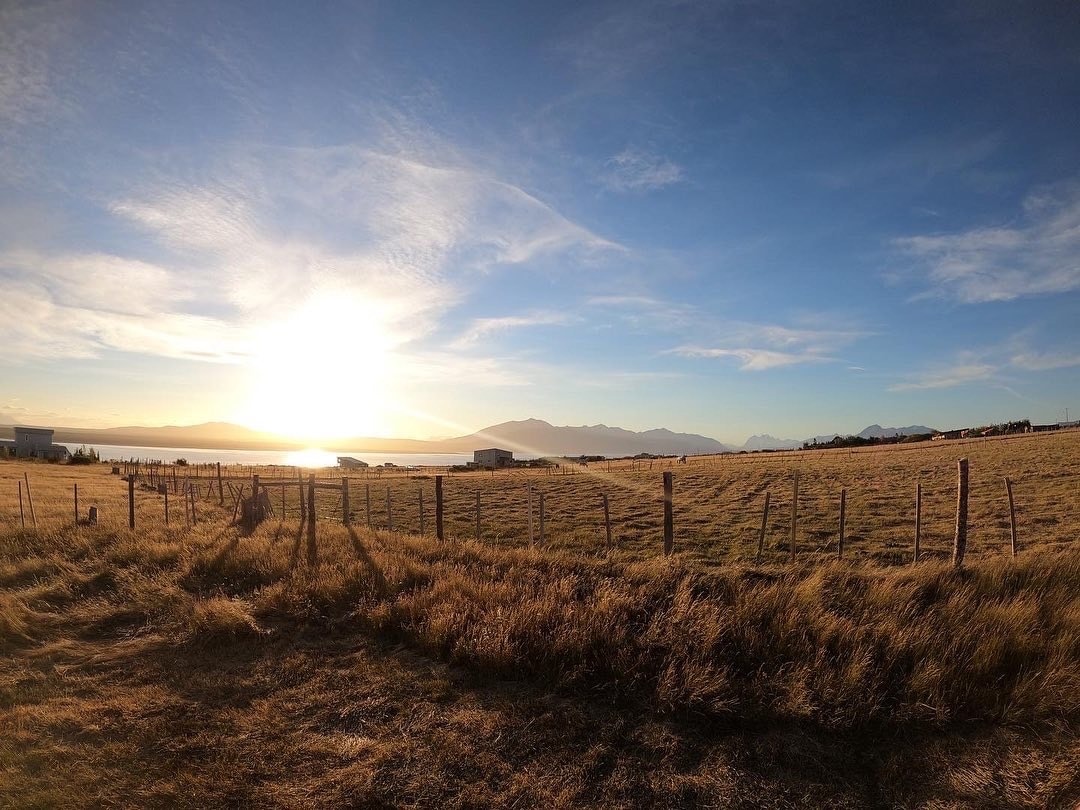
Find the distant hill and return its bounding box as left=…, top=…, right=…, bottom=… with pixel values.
left=741, top=434, right=804, bottom=451
left=0, top=422, right=308, bottom=452
left=1, top=417, right=939, bottom=456
left=856, top=424, right=935, bottom=439
left=429, top=418, right=733, bottom=457
left=0, top=417, right=734, bottom=457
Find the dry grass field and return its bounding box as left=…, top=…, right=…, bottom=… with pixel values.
left=77, top=429, right=1078, bottom=566
left=1, top=432, right=1078, bottom=807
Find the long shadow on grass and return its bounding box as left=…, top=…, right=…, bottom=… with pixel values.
left=347, top=526, right=390, bottom=595
left=288, top=521, right=306, bottom=571
left=207, top=531, right=241, bottom=570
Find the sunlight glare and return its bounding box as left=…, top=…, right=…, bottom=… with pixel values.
left=238, top=290, right=400, bottom=441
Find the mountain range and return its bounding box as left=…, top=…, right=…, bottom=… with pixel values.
left=0, top=417, right=936, bottom=457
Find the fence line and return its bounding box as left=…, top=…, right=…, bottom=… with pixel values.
left=5, top=457, right=1077, bottom=569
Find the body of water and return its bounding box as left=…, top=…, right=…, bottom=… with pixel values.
left=60, top=443, right=473, bottom=468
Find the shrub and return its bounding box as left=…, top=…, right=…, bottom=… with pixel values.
left=69, top=446, right=99, bottom=465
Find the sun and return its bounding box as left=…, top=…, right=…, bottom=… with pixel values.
left=236, top=291, right=399, bottom=441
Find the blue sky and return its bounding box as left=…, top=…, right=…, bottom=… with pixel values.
left=2, top=0, right=1079, bottom=444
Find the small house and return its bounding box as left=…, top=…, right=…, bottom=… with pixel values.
left=337, top=456, right=369, bottom=469
left=473, top=448, right=513, bottom=468
left=13, top=426, right=70, bottom=460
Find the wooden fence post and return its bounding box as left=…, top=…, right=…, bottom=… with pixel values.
left=663, top=471, right=673, bottom=556
left=475, top=490, right=481, bottom=542
left=164, top=487, right=169, bottom=526
left=190, top=485, right=197, bottom=526
left=128, top=475, right=135, bottom=529
left=757, top=491, right=770, bottom=560
left=298, top=470, right=307, bottom=522
left=341, top=477, right=350, bottom=526
left=528, top=483, right=534, bottom=547
left=435, top=475, right=444, bottom=541
left=18, top=481, right=25, bottom=528
left=307, top=474, right=316, bottom=544
left=217, top=462, right=224, bottom=506
left=1004, top=477, right=1018, bottom=557
left=913, top=482, right=922, bottom=565
left=539, top=490, right=545, bottom=545
left=953, top=459, right=968, bottom=568
left=789, top=470, right=799, bottom=562
left=23, top=473, right=36, bottom=528
left=603, top=493, right=612, bottom=548
left=837, top=488, right=846, bottom=559
left=251, top=474, right=260, bottom=529
left=74, top=484, right=79, bottom=525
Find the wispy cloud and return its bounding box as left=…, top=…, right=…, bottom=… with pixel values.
left=586, top=294, right=697, bottom=331
left=451, top=311, right=573, bottom=348
left=895, top=181, right=1080, bottom=303
left=0, top=143, right=621, bottom=381
left=889, top=329, right=1080, bottom=392
left=670, top=346, right=832, bottom=371
left=1008, top=350, right=1080, bottom=372
left=666, top=320, right=867, bottom=371
left=600, top=147, right=683, bottom=192
left=889, top=362, right=997, bottom=391
left=0, top=1, right=76, bottom=129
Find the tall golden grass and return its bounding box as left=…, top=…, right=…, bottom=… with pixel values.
left=1, top=434, right=1078, bottom=806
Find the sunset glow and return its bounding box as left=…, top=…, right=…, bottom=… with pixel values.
left=237, top=292, right=398, bottom=441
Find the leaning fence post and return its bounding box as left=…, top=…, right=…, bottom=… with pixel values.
left=23, top=473, right=36, bottom=528
left=164, top=487, right=169, bottom=526
left=757, top=491, right=770, bottom=560
left=341, top=477, right=350, bottom=527
left=435, top=475, right=444, bottom=541
left=837, top=488, right=846, bottom=559
left=913, top=482, right=922, bottom=564
left=128, top=474, right=135, bottom=529
left=1004, top=476, right=1018, bottom=557
left=663, top=471, right=674, bottom=556
left=953, top=459, right=968, bottom=568
left=217, top=462, right=224, bottom=506
left=603, top=493, right=612, bottom=548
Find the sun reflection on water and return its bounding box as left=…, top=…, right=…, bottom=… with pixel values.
left=284, top=448, right=338, bottom=468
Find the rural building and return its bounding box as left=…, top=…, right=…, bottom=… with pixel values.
left=473, top=448, right=513, bottom=468
left=337, top=456, right=369, bottom=469
left=931, top=430, right=964, bottom=441
left=13, top=426, right=70, bottom=460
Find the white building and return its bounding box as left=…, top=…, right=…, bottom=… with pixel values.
left=473, top=448, right=513, bottom=468
left=13, top=426, right=70, bottom=460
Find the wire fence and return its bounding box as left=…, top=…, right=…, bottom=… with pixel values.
left=4, top=458, right=1078, bottom=567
